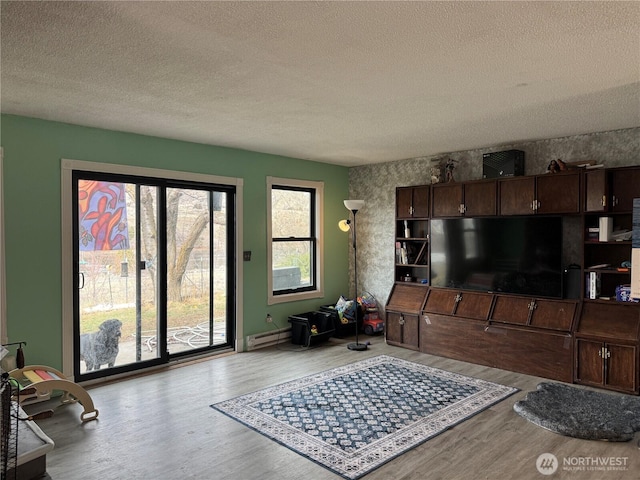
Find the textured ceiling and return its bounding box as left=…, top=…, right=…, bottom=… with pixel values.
left=1, top=1, right=639, bottom=167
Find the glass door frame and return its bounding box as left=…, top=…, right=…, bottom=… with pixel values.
left=61, top=159, right=244, bottom=381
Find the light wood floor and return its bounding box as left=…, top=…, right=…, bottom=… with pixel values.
left=27, top=336, right=639, bottom=480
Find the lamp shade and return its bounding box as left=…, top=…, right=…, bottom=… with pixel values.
left=338, top=219, right=351, bottom=232
left=344, top=199, right=365, bottom=212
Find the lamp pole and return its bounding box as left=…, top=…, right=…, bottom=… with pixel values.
left=344, top=200, right=367, bottom=351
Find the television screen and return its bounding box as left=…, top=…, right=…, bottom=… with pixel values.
left=430, top=216, right=563, bottom=298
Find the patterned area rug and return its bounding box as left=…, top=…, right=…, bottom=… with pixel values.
left=211, top=355, right=517, bottom=479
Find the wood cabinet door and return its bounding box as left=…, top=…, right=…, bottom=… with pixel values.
left=403, top=313, right=420, bottom=350
left=529, top=300, right=577, bottom=331
left=611, top=167, right=640, bottom=212
left=423, top=288, right=457, bottom=315
left=432, top=184, right=463, bottom=217
left=499, top=177, right=535, bottom=215
left=463, top=181, right=497, bottom=216
left=412, top=185, right=430, bottom=218
left=420, top=313, right=492, bottom=365
left=576, top=302, right=640, bottom=342
left=606, top=343, right=637, bottom=393
left=497, top=328, right=573, bottom=383
left=386, top=284, right=428, bottom=313
left=385, top=312, right=403, bottom=344
left=490, top=296, right=531, bottom=325
left=575, top=339, right=604, bottom=385
left=584, top=169, right=608, bottom=212
left=536, top=172, right=581, bottom=214
left=454, top=291, right=493, bottom=320
left=385, top=311, right=419, bottom=349
left=396, top=187, right=414, bottom=218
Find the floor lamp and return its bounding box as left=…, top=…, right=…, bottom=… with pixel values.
left=341, top=199, right=367, bottom=351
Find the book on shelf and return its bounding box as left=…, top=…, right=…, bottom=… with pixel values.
left=396, top=241, right=408, bottom=264
left=599, top=217, right=613, bottom=242
left=587, top=271, right=601, bottom=299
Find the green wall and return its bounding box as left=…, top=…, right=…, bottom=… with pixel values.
left=0, top=114, right=350, bottom=368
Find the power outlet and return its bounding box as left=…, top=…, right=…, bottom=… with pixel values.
left=266, top=314, right=273, bottom=323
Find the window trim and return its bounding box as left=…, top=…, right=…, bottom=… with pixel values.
left=267, top=176, right=324, bottom=305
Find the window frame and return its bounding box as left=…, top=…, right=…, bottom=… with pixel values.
left=267, top=176, right=324, bottom=305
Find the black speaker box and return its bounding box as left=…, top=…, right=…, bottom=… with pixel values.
left=482, top=150, right=525, bottom=178
left=564, top=264, right=581, bottom=299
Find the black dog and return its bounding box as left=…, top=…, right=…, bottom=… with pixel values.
left=80, top=319, right=122, bottom=371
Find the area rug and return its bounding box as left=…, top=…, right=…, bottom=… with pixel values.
left=513, top=382, right=640, bottom=441
left=211, top=355, right=517, bottom=479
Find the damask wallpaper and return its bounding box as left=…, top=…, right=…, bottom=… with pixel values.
left=347, top=127, right=640, bottom=313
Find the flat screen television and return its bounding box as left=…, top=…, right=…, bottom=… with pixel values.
left=430, top=216, right=563, bottom=298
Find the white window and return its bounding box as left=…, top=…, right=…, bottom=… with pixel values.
left=267, top=177, right=323, bottom=305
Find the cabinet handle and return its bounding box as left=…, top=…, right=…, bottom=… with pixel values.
left=601, top=195, right=607, bottom=207
left=531, top=200, right=540, bottom=211
left=454, top=293, right=463, bottom=304
left=598, top=347, right=611, bottom=359
left=399, top=314, right=405, bottom=326
left=458, top=204, right=466, bottom=214
left=527, top=301, right=537, bottom=311
left=612, top=195, right=618, bottom=207
left=409, top=206, right=414, bottom=215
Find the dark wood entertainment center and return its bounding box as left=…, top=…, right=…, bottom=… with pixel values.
left=387, top=165, right=640, bottom=394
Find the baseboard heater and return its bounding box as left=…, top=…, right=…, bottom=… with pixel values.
left=246, top=327, right=292, bottom=351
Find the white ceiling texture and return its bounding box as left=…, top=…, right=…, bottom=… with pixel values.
left=1, top=1, right=639, bottom=167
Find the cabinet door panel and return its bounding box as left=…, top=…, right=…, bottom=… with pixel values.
left=386, top=284, right=428, bottom=313
left=529, top=300, right=577, bottom=331
left=499, top=177, right=535, bottom=215
left=606, top=344, right=637, bottom=393
left=576, top=339, right=604, bottom=385
left=420, top=314, right=492, bottom=365
left=403, top=314, right=420, bottom=350
left=412, top=185, right=430, bottom=218
left=576, top=302, right=640, bottom=341
left=490, top=296, right=531, bottom=325
left=385, top=312, right=403, bottom=344
left=536, top=172, right=580, bottom=214
left=432, top=184, right=463, bottom=217
left=454, top=291, right=493, bottom=320
left=584, top=169, right=607, bottom=212
left=611, top=168, right=640, bottom=212
left=385, top=311, right=419, bottom=350
left=396, top=187, right=413, bottom=218
left=494, top=327, right=573, bottom=383
left=464, top=181, right=497, bottom=216
left=423, top=288, right=457, bottom=315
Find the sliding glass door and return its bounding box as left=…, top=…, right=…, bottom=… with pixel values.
left=73, top=172, right=234, bottom=380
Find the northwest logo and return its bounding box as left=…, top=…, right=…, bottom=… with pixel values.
left=536, top=453, right=558, bottom=475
